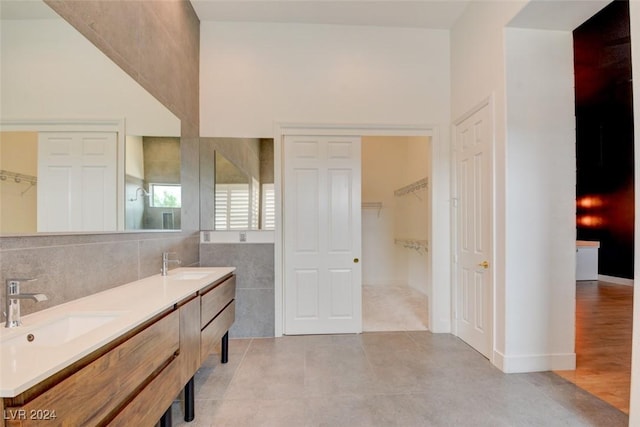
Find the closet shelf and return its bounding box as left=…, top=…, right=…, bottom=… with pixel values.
left=394, top=238, right=429, bottom=253
left=0, top=170, right=37, bottom=185
left=362, top=202, right=383, bottom=217
left=394, top=177, right=428, bottom=197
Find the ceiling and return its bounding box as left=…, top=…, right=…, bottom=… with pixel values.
left=0, top=1, right=60, bottom=19
left=190, top=0, right=470, bottom=29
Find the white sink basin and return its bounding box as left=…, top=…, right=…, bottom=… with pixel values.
left=171, top=272, right=210, bottom=281
left=2, top=312, right=123, bottom=348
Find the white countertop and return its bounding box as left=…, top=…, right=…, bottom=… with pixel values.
left=0, top=267, right=235, bottom=397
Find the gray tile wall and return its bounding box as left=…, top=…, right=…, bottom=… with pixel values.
left=0, top=2, right=202, bottom=317
left=0, top=232, right=200, bottom=316
left=200, top=243, right=275, bottom=338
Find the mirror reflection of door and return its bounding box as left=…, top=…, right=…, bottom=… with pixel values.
left=38, top=131, right=118, bottom=232
left=125, top=136, right=181, bottom=230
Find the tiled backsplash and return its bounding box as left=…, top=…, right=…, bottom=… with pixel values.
left=200, top=243, right=275, bottom=337
left=0, top=232, right=200, bottom=317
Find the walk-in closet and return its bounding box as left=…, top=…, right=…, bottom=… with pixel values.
left=361, top=136, right=431, bottom=331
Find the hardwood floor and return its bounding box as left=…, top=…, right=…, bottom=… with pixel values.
left=555, top=281, right=633, bottom=414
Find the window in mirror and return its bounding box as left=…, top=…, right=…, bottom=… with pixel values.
left=150, top=183, right=181, bottom=208
left=201, top=138, right=274, bottom=231
left=125, top=136, right=181, bottom=230
left=251, top=177, right=260, bottom=230
left=215, top=183, right=250, bottom=230
left=261, top=183, right=275, bottom=230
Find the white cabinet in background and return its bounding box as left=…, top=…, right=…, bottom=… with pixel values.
left=576, top=240, right=600, bottom=281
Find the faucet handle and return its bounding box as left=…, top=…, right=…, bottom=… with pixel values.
left=6, top=278, right=37, bottom=283
left=6, top=278, right=36, bottom=292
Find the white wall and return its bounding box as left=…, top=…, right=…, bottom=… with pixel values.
left=213, top=22, right=453, bottom=333
left=451, top=1, right=599, bottom=373
left=503, top=28, right=576, bottom=371
left=125, top=135, right=145, bottom=179
left=403, top=137, right=430, bottom=295
left=200, top=22, right=450, bottom=137
left=629, top=0, right=640, bottom=423
left=451, top=1, right=526, bottom=359
left=1, top=19, right=179, bottom=137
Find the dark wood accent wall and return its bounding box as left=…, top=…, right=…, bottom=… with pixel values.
left=574, top=0, right=635, bottom=279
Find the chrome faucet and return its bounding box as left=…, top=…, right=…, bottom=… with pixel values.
left=4, top=278, right=48, bottom=328
left=161, top=252, right=181, bottom=276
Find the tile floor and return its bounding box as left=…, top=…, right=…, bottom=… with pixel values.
left=171, top=332, right=627, bottom=426
left=362, top=285, right=429, bottom=332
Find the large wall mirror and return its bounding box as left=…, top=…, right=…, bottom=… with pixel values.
left=200, top=138, right=274, bottom=231
left=0, top=1, right=181, bottom=235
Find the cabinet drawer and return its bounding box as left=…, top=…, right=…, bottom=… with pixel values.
left=108, top=355, right=181, bottom=427
left=179, top=296, right=201, bottom=385
left=200, top=275, right=235, bottom=329
left=5, top=311, right=179, bottom=427
left=201, top=301, right=235, bottom=362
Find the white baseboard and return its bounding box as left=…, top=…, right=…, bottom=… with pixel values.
left=429, top=317, right=451, bottom=334
left=598, top=274, right=634, bottom=286
left=493, top=350, right=575, bottom=373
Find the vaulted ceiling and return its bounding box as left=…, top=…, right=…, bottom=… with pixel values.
left=190, top=0, right=470, bottom=29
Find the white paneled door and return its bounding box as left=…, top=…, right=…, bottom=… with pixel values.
left=283, top=135, right=362, bottom=334
left=454, top=104, right=493, bottom=358
left=38, top=132, right=117, bottom=232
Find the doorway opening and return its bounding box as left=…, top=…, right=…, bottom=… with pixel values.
left=557, top=0, right=635, bottom=414
left=274, top=123, right=446, bottom=337
left=361, top=136, right=431, bottom=332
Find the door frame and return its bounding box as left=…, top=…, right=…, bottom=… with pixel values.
left=273, top=122, right=448, bottom=336
left=451, top=96, right=495, bottom=361
left=0, top=118, right=126, bottom=230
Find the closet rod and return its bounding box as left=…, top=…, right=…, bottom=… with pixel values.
left=394, top=177, right=428, bottom=197
left=394, top=238, right=429, bottom=253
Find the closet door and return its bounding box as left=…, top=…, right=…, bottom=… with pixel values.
left=37, top=132, right=117, bottom=232
left=454, top=103, right=493, bottom=358
left=283, top=135, right=362, bottom=334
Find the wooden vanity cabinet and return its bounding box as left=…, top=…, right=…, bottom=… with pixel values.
left=3, top=309, right=180, bottom=427
left=109, top=295, right=201, bottom=426
left=1, top=273, right=236, bottom=427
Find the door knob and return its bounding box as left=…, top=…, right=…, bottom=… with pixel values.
left=354, top=258, right=359, bottom=263
left=478, top=261, right=489, bottom=269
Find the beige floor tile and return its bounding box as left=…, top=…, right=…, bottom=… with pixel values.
left=224, top=351, right=306, bottom=400
left=174, top=333, right=627, bottom=426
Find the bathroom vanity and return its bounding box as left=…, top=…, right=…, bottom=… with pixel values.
left=0, top=267, right=235, bottom=426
